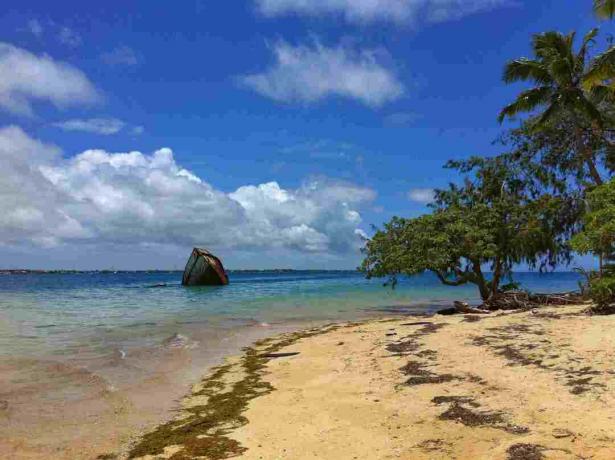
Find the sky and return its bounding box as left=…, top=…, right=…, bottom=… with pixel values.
left=0, top=0, right=605, bottom=270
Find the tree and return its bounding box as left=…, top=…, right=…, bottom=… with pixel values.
left=571, top=178, right=615, bottom=274
left=499, top=116, right=615, bottom=191
left=571, top=179, right=615, bottom=309
left=361, top=157, right=570, bottom=301
left=594, top=0, right=615, bottom=19
left=498, top=29, right=615, bottom=186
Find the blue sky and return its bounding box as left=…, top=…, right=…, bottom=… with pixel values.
left=0, top=0, right=605, bottom=269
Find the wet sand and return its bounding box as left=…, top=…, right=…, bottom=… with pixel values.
left=0, top=322, right=307, bottom=460
left=127, top=303, right=615, bottom=459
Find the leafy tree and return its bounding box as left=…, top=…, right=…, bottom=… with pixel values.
left=498, top=29, right=615, bottom=186
left=499, top=116, right=615, bottom=191
left=361, top=157, right=570, bottom=301
left=571, top=179, right=615, bottom=310
left=594, top=0, right=615, bottom=19
left=571, top=178, right=615, bottom=274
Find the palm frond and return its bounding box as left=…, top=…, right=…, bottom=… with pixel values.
left=533, top=31, right=573, bottom=61
left=584, top=45, right=615, bottom=88
left=535, top=98, right=563, bottom=126
left=503, top=59, right=551, bottom=84
left=578, top=28, right=599, bottom=71
left=594, top=0, right=615, bottom=19
left=570, top=89, right=604, bottom=125
left=497, top=87, right=552, bottom=123
left=589, top=84, right=615, bottom=103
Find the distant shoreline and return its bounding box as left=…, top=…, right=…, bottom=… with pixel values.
left=0, top=269, right=361, bottom=275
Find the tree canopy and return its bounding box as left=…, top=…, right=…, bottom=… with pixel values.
left=361, top=158, right=569, bottom=301
left=362, top=2, right=615, bottom=309
left=594, top=0, right=615, bottom=19
left=498, top=29, right=615, bottom=186
left=572, top=178, right=615, bottom=272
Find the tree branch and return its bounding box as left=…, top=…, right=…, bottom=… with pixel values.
left=433, top=270, right=468, bottom=286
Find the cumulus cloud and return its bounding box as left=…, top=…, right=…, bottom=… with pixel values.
left=255, top=0, right=516, bottom=24
left=407, top=187, right=434, bottom=204
left=53, top=118, right=126, bottom=135
left=0, top=126, right=374, bottom=254
left=0, top=43, right=99, bottom=116
left=240, top=40, right=403, bottom=107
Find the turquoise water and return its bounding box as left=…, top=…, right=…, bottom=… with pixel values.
left=0, top=270, right=582, bottom=359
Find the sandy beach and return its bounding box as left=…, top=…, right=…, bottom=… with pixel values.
left=123, top=303, right=615, bottom=460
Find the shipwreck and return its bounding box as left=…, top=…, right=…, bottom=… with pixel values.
left=182, top=248, right=229, bottom=286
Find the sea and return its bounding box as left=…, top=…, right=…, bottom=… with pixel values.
left=0, top=270, right=582, bottom=458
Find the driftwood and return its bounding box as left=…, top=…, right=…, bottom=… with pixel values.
left=438, top=291, right=583, bottom=316
left=453, top=301, right=491, bottom=314
left=481, top=291, right=583, bottom=311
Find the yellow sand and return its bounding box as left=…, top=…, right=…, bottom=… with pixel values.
left=224, top=304, right=615, bottom=459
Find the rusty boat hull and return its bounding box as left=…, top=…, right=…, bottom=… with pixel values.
left=181, top=248, right=229, bottom=286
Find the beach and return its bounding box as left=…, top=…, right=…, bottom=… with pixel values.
left=0, top=272, right=591, bottom=459
left=125, top=302, right=615, bottom=460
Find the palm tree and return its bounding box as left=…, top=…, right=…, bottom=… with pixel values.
left=498, top=29, right=615, bottom=186
left=594, top=0, right=615, bottom=19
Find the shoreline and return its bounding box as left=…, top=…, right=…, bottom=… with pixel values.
left=0, top=319, right=329, bottom=460
left=122, top=303, right=615, bottom=460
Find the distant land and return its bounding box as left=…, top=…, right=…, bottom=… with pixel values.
left=0, top=269, right=360, bottom=275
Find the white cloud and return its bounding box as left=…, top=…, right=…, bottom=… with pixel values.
left=131, top=126, right=145, bottom=135
left=0, top=43, right=99, bottom=116
left=255, top=0, right=515, bottom=24
left=27, top=20, right=43, bottom=38
left=0, top=126, right=375, bottom=254
left=240, top=40, right=403, bottom=107
left=53, top=118, right=126, bottom=135
left=101, top=46, right=139, bottom=66
left=407, top=187, right=434, bottom=204
left=385, top=111, right=422, bottom=126
left=58, top=27, right=81, bottom=47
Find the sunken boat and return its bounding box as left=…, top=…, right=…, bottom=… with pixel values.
left=182, top=248, right=229, bottom=286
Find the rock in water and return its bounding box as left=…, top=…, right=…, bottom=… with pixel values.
left=182, top=248, right=229, bottom=286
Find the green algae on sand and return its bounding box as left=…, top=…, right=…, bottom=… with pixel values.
left=128, top=324, right=341, bottom=460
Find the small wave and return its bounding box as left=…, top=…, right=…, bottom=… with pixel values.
left=161, top=333, right=199, bottom=350
left=122, top=322, right=157, bottom=328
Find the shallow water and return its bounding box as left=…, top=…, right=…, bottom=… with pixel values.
left=0, top=270, right=582, bottom=458
left=0, top=270, right=582, bottom=358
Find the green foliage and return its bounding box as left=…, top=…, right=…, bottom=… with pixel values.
left=498, top=28, right=615, bottom=187
left=499, top=117, right=615, bottom=190
left=594, top=0, right=615, bottom=19
left=571, top=179, right=615, bottom=309
left=572, top=178, right=615, bottom=270
left=588, top=275, right=615, bottom=309
left=498, top=29, right=614, bottom=127
left=361, top=157, right=569, bottom=301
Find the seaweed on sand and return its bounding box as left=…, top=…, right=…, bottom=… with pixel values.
left=506, top=443, right=545, bottom=460
left=437, top=400, right=529, bottom=434
left=128, top=325, right=339, bottom=460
